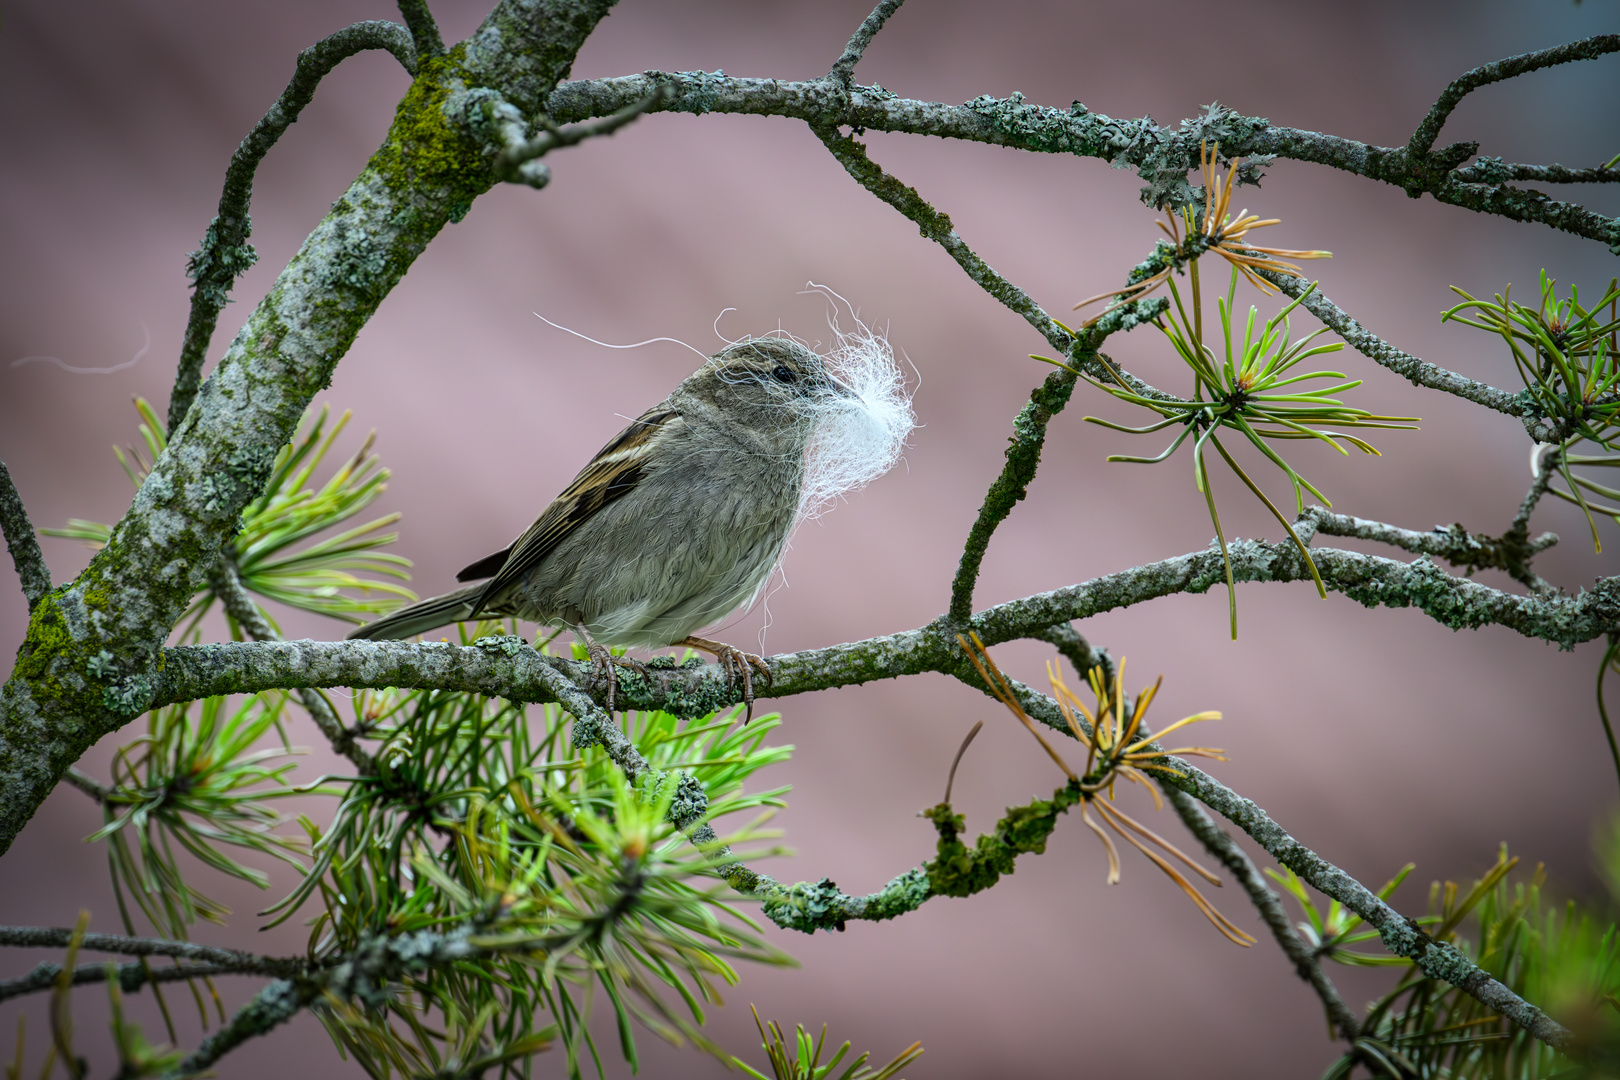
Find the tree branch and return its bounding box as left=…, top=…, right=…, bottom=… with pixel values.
left=1254, top=267, right=1539, bottom=430
left=948, top=370, right=1077, bottom=623
left=1162, top=758, right=1574, bottom=1051
left=806, top=120, right=1171, bottom=396
left=146, top=540, right=1620, bottom=720
left=1164, top=785, right=1361, bottom=1041
left=1454, top=159, right=1620, bottom=185
left=828, top=0, right=905, bottom=88
left=0, top=960, right=237, bottom=1005
left=492, top=86, right=669, bottom=186
left=546, top=72, right=1620, bottom=249
left=0, top=926, right=301, bottom=976
left=160, top=980, right=310, bottom=1080
left=948, top=672, right=1573, bottom=1052
left=1299, top=506, right=1557, bottom=587
left=0, top=0, right=619, bottom=859
left=168, top=20, right=419, bottom=435
left=57, top=767, right=108, bottom=803
left=0, top=459, right=50, bottom=612
left=397, top=0, right=446, bottom=61
left=1407, top=35, right=1620, bottom=160
left=1027, top=622, right=1112, bottom=685
left=206, top=552, right=374, bottom=773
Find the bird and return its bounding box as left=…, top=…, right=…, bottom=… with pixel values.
left=348, top=337, right=861, bottom=717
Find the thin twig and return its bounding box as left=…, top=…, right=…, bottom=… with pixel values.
left=807, top=121, right=1075, bottom=362
left=396, top=0, right=445, bottom=61
left=0, top=927, right=300, bottom=976
left=205, top=551, right=374, bottom=774
left=1299, top=507, right=1558, bottom=589
left=807, top=120, right=1171, bottom=396
left=1028, top=623, right=1112, bottom=686
left=948, top=370, right=1078, bottom=623
left=0, top=459, right=51, bottom=611
left=0, top=960, right=236, bottom=1005
left=1454, top=160, right=1620, bottom=185
left=1164, top=785, right=1361, bottom=1041
left=493, top=87, right=670, bottom=184
left=1166, top=755, right=1576, bottom=1052
left=158, top=980, right=310, bottom=1080
left=57, top=768, right=108, bottom=804
left=1508, top=446, right=1558, bottom=542
left=828, top=0, right=905, bottom=88
left=1254, top=268, right=1536, bottom=429
left=1597, top=635, right=1620, bottom=801
left=1407, top=35, right=1620, bottom=160
left=168, top=20, right=418, bottom=435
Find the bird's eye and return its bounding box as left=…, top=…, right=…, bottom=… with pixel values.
left=771, top=365, right=797, bottom=383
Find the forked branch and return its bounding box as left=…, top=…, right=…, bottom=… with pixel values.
left=1407, top=34, right=1620, bottom=160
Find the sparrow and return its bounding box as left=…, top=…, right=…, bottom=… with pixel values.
left=349, top=337, right=859, bottom=717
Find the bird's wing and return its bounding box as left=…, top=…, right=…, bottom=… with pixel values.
left=469, top=404, right=683, bottom=612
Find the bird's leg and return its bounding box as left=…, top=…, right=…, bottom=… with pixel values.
left=674, top=636, right=772, bottom=722
left=575, top=624, right=646, bottom=712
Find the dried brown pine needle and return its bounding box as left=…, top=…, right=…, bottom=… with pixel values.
left=961, top=639, right=1249, bottom=946
left=1076, top=140, right=1330, bottom=324
left=959, top=633, right=1075, bottom=780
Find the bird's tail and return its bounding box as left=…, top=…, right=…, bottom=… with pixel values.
left=346, top=584, right=486, bottom=640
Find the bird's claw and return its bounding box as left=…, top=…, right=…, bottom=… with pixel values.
left=583, top=641, right=646, bottom=712
left=711, top=645, right=772, bottom=723
left=672, top=636, right=772, bottom=722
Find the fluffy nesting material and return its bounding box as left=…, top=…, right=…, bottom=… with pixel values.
left=794, top=287, right=916, bottom=521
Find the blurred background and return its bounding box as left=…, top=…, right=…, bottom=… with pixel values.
left=3, top=1, right=1619, bottom=1076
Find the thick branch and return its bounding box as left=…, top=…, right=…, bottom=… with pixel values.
left=0, top=0, right=619, bottom=859
left=0, top=459, right=50, bottom=612
left=168, top=20, right=419, bottom=435
left=1408, top=35, right=1620, bottom=159
left=1165, top=786, right=1361, bottom=1040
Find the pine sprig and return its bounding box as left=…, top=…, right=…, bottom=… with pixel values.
left=43, top=397, right=415, bottom=635
left=1061, top=263, right=1417, bottom=637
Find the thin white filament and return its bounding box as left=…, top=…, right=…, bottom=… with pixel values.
left=12, top=321, right=151, bottom=374
left=533, top=312, right=710, bottom=362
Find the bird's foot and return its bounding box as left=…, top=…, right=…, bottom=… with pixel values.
left=578, top=631, right=646, bottom=712
left=675, top=636, right=772, bottom=722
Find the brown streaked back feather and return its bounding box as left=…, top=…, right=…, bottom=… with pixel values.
left=470, top=405, right=682, bottom=613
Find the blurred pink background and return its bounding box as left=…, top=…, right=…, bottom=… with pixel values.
left=3, top=1, right=1619, bottom=1076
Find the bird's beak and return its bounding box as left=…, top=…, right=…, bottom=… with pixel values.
left=828, top=377, right=858, bottom=399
